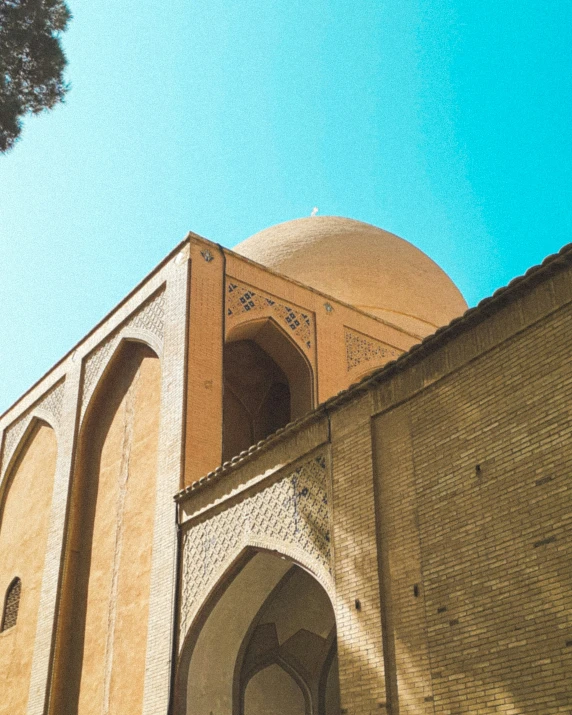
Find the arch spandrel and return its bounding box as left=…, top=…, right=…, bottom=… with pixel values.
left=226, top=279, right=315, bottom=355
left=0, top=380, right=64, bottom=485
left=344, top=327, right=402, bottom=378
left=179, top=452, right=333, bottom=647
left=79, top=287, right=166, bottom=425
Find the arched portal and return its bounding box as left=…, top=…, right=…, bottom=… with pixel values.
left=50, top=340, right=162, bottom=715
left=223, top=319, right=314, bottom=462
left=0, top=420, right=57, bottom=713
left=178, top=550, right=340, bottom=715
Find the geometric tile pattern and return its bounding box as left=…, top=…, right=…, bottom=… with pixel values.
left=80, top=288, right=166, bottom=420
left=344, top=327, right=401, bottom=372
left=40, top=380, right=65, bottom=423
left=180, top=454, right=330, bottom=641
left=1, top=417, right=29, bottom=477
left=226, top=280, right=313, bottom=351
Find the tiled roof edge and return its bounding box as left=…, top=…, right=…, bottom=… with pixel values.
left=175, top=241, right=572, bottom=502
left=175, top=408, right=327, bottom=502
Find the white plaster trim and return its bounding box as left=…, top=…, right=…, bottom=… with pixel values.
left=79, top=328, right=164, bottom=428
left=142, top=255, right=189, bottom=715
left=24, top=254, right=179, bottom=715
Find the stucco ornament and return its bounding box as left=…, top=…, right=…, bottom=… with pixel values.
left=226, top=280, right=313, bottom=350
left=180, top=454, right=331, bottom=642
left=0, top=379, right=65, bottom=478
left=344, top=327, right=401, bottom=372
left=80, top=288, right=166, bottom=421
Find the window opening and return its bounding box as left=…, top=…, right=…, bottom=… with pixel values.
left=1, top=578, right=21, bottom=632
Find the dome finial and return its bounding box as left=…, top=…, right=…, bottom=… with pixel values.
left=310, top=207, right=319, bottom=217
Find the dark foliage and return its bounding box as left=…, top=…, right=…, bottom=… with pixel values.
left=0, top=0, right=71, bottom=152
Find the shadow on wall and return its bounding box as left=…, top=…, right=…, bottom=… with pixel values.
left=175, top=550, right=340, bottom=715
left=49, top=340, right=162, bottom=715
left=222, top=318, right=314, bottom=463
left=373, top=333, right=572, bottom=714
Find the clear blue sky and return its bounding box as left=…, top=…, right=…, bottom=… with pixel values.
left=1, top=0, right=571, bottom=412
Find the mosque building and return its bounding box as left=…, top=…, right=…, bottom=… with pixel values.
left=0, top=217, right=570, bottom=715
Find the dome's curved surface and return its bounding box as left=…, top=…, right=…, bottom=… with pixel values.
left=234, top=216, right=468, bottom=337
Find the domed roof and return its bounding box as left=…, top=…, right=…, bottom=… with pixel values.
left=233, top=216, right=467, bottom=337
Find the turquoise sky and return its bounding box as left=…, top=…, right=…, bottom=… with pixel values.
left=1, top=0, right=571, bottom=412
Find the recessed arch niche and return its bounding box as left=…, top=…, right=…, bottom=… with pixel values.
left=177, top=549, right=340, bottom=715
left=50, top=339, right=162, bottom=715
left=222, top=318, right=314, bottom=462
left=0, top=418, right=58, bottom=713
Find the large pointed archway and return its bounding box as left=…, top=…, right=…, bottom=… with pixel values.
left=0, top=419, right=58, bottom=713
left=222, top=318, right=314, bottom=462
left=177, top=549, right=340, bottom=715
left=49, top=339, right=162, bottom=715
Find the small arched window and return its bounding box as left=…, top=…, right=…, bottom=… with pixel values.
left=1, top=578, right=21, bottom=632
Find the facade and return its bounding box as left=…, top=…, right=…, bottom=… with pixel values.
left=0, top=217, right=570, bottom=715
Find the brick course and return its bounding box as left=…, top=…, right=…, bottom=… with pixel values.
left=177, top=247, right=572, bottom=714
left=371, top=265, right=572, bottom=714
left=1, top=228, right=571, bottom=715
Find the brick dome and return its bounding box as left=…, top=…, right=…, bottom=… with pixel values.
left=233, top=216, right=467, bottom=337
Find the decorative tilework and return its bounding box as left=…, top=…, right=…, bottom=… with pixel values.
left=1, top=416, right=30, bottom=478
left=344, top=327, right=401, bottom=372
left=41, top=380, right=65, bottom=423
left=80, top=289, right=166, bottom=420
left=226, top=281, right=313, bottom=350
left=180, top=455, right=330, bottom=640
left=128, top=290, right=166, bottom=337
left=0, top=379, right=65, bottom=478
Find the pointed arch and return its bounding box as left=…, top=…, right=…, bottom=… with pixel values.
left=223, top=318, right=314, bottom=461
left=1, top=577, right=21, bottom=632
left=226, top=317, right=314, bottom=417
left=244, top=662, right=310, bottom=715
left=0, top=410, right=57, bottom=485
left=175, top=544, right=336, bottom=715
left=180, top=535, right=335, bottom=651
left=0, top=419, right=58, bottom=712
left=50, top=339, right=162, bottom=714
left=236, top=566, right=337, bottom=715
left=232, top=568, right=300, bottom=713
left=0, top=417, right=56, bottom=532
left=80, top=334, right=162, bottom=428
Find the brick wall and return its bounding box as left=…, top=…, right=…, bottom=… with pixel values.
left=371, top=265, right=572, bottom=714
left=330, top=397, right=389, bottom=715
left=0, top=240, right=189, bottom=715
left=176, top=253, right=572, bottom=715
